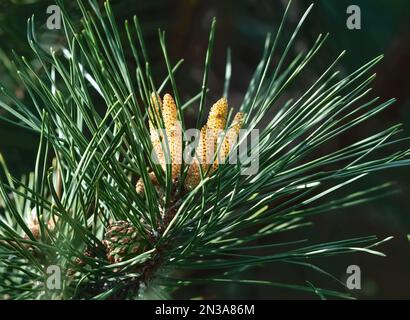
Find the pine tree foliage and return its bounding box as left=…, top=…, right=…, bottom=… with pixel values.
left=0, top=0, right=409, bottom=299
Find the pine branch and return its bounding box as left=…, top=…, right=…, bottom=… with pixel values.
left=0, top=0, right=409, bottom=299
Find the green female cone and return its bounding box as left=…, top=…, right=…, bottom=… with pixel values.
left=103, top=221, right=143, bottom=264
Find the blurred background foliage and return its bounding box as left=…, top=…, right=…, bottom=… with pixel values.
left=0, top=0, right=409, bottom=298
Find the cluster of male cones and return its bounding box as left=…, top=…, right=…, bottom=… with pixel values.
left=136, top=92, right=244, bottom=193
left=24, top=93, right=245, bottom=273
left=103, top=93, right=245, bottom=270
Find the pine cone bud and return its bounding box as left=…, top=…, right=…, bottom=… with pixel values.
left=149, top=92, right=163, bottom=132
left=184, top=99, right=244, bottom=190
left=162, top=93, right=178, bottom=134
left=103, top=221, right=142, bottom=264
left=150, top=93, right=166, bottom=171
left=149, top=93, right=182, bottom=179
left=184, top=125, right=209, bottom=190
left=207, top=97, right=228, bottom=131
left=219, top=112, right=244, bottom=164
left=136, top=171, right=159, bottom=195
left=207, top=98, right=228, bottom=171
